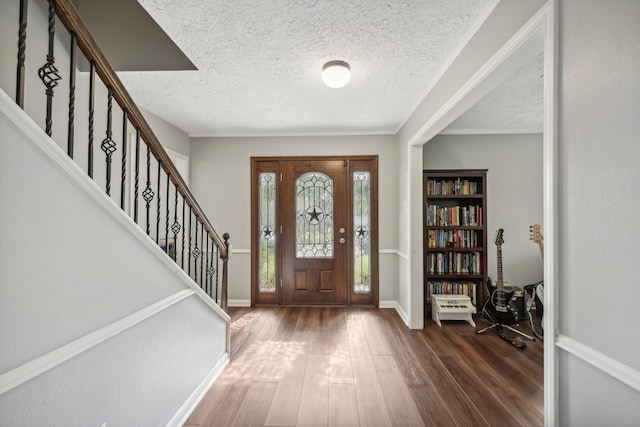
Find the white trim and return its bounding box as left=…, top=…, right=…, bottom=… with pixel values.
left=190, top=129, right=396, bottom=138
left=378, top=300, right=396, bottom=309
left=228, top=299, right=251, bottom=307
left=379, top=301, right=410, bottom=327
left=167, top=353, right=230, bottom=427
left=395, top=0, right=501, bottom=133
left=231, top=248, right=251, bottom=254
left=439, top=127, right=543, bottom=135
left=379, top=249, right=400, bottom=255
left=378, top=300, right=410, bottom=327
left=542, top=2, right=558, bottom=426
left=407, top=4, right=548, bottom=146
left=396, top=251, right=409, bottom=260
left=0, top=289, right=195, bottom=396
left=394, top=302, right=410, bottom=327
left=556, top=334, right=640, bottom=393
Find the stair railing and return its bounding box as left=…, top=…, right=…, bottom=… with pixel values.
left=9, top=0, right=230, bottom=311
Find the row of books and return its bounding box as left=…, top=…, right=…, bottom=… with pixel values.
left=426, top=178, right=480, bottom=196
left=426, top=252, right=482, bottom=275
left=427, top=229, right=481, bottom=248
left=426, top=280, right=477, bottom=304
left=426, top=205, right=483, bottom=227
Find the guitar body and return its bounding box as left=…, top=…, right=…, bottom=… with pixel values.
left=483, top=229, right=518, bottom=325
left=484, top=277, right=518, bottom=325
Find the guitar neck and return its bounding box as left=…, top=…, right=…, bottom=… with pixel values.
left=497, top=246, right=503, bottom=290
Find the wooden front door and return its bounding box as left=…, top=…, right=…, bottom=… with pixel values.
left=281, top=160, right=348, bottom=304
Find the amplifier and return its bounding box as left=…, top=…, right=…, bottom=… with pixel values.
left=507, top=287, right=527, bottom=321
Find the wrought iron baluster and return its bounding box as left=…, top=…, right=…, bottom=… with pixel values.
left=67, top=32, right=76, bottom=157
left=133, top=129, right=140, bottom=223
left=210, top=237, right=216, bottom=298
left=205, top=233, right=210, bottom=295
left=156, top=160, right=161, bottom=243
left=193, top=217, right=200, bottom=284
left=200, top=222, right=204, bottom=287
left=38, top=0, right=61, bottom=137
left=181, top=197, right=186, bottom=268
left=101, top=86, right=116, bottom=196
left=16, top=0, right=28, bottom=108
left=165, top=172, right=170, bottom=253
left=215, top=246, right=220, bottom=303
left=87, top=61, right=95, bottom=177
left=188, top=209, right=192, bottom=276
left=120, top=110, right=128, bottom=210
left=208, top=237, right=215, bottom=299
left=172, top=185, right=180, bottom=262
left=142, top=144, right=154, bottom=234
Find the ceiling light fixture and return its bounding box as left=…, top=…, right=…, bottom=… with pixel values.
left=322, top=60, right=351, bottom=88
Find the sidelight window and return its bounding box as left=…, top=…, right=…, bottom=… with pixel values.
left=258, top=172, right=276, bottom=292
left=353, top=171, right=371, bottom=293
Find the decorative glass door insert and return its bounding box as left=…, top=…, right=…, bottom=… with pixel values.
left=295, top=172, right=334, bottom=258
left=258, top=172, right=276, bottom=292
left=353, top=171, right=371, bottom=293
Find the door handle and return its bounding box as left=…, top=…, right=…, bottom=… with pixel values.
left=339, top=238, right=346, bottom=244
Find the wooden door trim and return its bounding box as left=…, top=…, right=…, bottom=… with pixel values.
left=251, top=156, right=379, bottom=306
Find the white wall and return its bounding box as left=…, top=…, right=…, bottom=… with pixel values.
left=190, top=135, right=399, bottom=304
left=423, top=133, right=544, bottom=287
left=141, top=107, right=190, bottom=158
left=557, top=1, right=640, bottom=425
left=0, top=90, right=228, bottom=426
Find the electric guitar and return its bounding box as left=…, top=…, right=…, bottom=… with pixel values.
left=484, top=229, right=518, bottom=325
left=529, top=224, right=544, bottom=258
left=529, top=224, right=545, bottom=321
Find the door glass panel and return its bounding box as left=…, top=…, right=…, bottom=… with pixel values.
left=259, top=173, right=276, bottom=292
left=296, top=172, right=334, bottom=258
left=353, top=171, right=371, bottom=293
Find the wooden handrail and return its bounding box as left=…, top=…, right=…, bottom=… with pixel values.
left=52, top=0, right=228, bottom=257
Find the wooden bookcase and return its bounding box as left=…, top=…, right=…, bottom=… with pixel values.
left=423, top=169, right=488, bottom=316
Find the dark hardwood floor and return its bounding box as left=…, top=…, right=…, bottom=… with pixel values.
left=185, top=306, right=543, bottom=427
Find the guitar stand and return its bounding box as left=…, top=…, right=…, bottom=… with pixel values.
left=476, top=305, right=534, bottom=349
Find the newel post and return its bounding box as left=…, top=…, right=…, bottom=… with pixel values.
left=221, top=233, right=231, bottom=312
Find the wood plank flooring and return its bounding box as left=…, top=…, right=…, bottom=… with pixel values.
left=185, top=307, right=543, bottom=427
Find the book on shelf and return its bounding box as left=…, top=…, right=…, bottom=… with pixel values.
left=426, top=252, right=482, bottom=275
left=427, top=229, right=480, bottom=248
left=426, top=178, right=480, bottom=196
left=426, top=205, right=483, bottom=227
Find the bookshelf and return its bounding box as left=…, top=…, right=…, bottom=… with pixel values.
left=423, top=169, right=487, bottom=317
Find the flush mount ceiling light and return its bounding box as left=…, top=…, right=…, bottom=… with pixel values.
left=322, top=60, right=351, bottom=88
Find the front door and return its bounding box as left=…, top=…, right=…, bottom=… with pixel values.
left=281, top=160, right=347, bottom=304
left=251, top=156, right=378, bottom=306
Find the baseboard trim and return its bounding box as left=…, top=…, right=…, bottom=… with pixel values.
left=167, top=352, right=230, bottom=427
left=228, top=299, right=251, bottom=307
left=378, top=301, right=410, bottom=327
left=556, top=334, right=640, bottom=393
left=0, top=289, right=195, bottom=396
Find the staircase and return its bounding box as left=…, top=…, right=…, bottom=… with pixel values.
left=0, top=1, right=231, bottom=425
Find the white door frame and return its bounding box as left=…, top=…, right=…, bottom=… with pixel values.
left=407, top=4, right=558, bottom=425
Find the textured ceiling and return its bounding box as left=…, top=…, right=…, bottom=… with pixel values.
left=114, top=0, right=542, bottom=136
left=444, top=51, right=544, bottom=134
left=117, top=0, right=498, bottom=137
